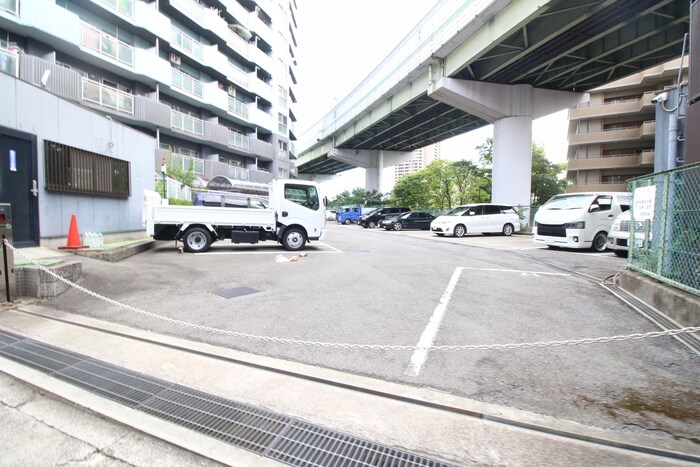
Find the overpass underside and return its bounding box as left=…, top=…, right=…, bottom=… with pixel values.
left=298, top=0, right=689, bottom=177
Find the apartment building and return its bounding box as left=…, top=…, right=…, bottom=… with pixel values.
left=390, top=143, right=441, bottom=188
left=0, top=0, right=299, bottom=246
left=566, top=58, right=687, bottom=193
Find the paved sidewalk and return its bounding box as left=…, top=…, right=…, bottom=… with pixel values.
left=0, top=372, right=224, bottom=466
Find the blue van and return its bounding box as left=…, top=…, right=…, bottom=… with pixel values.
left=336, top=206, right=376, bottom=224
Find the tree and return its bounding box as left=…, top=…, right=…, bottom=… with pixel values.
left=391, top=171, right=430, bottom=208
left=423, top=160, right=455, bottom=209
left=530, top=143, right=567, bottom=205
left=451, top=160, right=479, bottom=205
left=331, top=187, right=387, bottom=207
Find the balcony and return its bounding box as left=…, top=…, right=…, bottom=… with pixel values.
left=82, top=22, right=134, bottom=67
left=569, top=121, right=656, bottom=145
left=227, top=130, right=250, bottom=151
left=568, top=153, right=643, bottom=171
left=82, top=78, right=134, bottom=114
left=0, top=0, right=18, bottom=15
left=201, top=159, right=249, bottom=182
left=171, top=27, right=203, bottom=60
left=171, top=110, right=204, bottom=136
left=97, top=0, right=134, bottom=17
left=0, top=47, right=19, bottom=77
left=227, top=96, right=249, bottom=119
left=569, top=92, right=656, bottom=120
left=133, top=1, right=171, bottom=41
left=567, top=182, right=628, bottom=193
left=640, top=149, right=655, bottom=166
left=171, top=68, right=203, bottom=97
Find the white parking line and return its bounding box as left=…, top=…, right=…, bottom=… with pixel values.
left=404, top=266, right=464, bottom=377
left=317, top=242, right=343, bottom=253
left=461, top=267, right=570, bottom=276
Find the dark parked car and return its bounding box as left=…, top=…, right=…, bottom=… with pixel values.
left=382, top=211, right=435, bottom=230
left=358, top=207, right=411, bottom=228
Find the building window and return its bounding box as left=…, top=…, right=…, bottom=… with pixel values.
left=44, top=140, right=130, bottom=197
left=0, top=46, right=19, bottom=76
left=0, top=0, right=19, bottom=15
left=278, top=113, right=288, bottom=134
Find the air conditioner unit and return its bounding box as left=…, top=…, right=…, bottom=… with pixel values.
left=227, top=85, right=236, bottom=97
left=169, top=53, right=181, bottom=65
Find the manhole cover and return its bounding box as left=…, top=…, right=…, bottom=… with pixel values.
left=213, top=286, right=259, bottom=299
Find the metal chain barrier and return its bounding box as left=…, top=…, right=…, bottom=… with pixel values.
left=5, top=239, right=699, bottom=352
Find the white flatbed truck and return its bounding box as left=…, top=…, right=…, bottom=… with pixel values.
left=145, top=179, right=326, bottom=253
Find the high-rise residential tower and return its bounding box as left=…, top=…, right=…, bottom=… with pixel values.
left=0, top=0, right=299, bottom=245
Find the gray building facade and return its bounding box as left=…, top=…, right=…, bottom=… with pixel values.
left=0, top=0, right=299, bottom=246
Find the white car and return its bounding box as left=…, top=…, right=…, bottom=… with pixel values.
left=430, top=204, right=521, bottom=237
left=607, top=210, right=648, bottom=257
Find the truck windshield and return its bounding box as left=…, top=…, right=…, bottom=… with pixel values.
left=542, top=195, right=594, bottom=210
left=284, top=184, right=320, bottom=210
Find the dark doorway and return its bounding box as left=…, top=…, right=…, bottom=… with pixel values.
left=0, top=127, right=39, bottom=247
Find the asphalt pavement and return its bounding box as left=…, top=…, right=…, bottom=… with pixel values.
left=1, top=225, right=698, bottom=466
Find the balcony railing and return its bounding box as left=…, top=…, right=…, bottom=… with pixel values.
left=172, top=27, right=203, bottom=59
left=227, top=130, right=250, bottom=150
left=171, top=110, right=203, bottom=136
left=81, top=22, right=134, bottom=67
left=99, top=0, right=133, bottom=17
left=0, top=47, right=19, bottom=77
left=82, top=78, right=134, bottom=114
left=171, top=68, right=203, bottom=97
left=227, top=96, right=249, bottom=119
left=167, top=152, right=205, bottom=175
left=0, top=0, right=18, bottom=15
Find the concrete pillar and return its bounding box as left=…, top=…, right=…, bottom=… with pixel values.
left=365, top=151, right=383, bottom=192
left=329, top=148, right=413, bottom=193
left=493, top=115, right=532, bottom=207
left=428, top=78, right=583, bottom=210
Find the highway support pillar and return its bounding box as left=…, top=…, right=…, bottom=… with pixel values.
left=428, top=78, right=584, bottom=210
left=328, top=148, right=413, bottom=193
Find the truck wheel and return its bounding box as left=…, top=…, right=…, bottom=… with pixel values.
left=282, top=227, right=306, bottom=251
left=591, top=232, right=608, bottom=252
left=183, top=227, right=212, bottom=253
left=344, top=219, right=351, bottom=225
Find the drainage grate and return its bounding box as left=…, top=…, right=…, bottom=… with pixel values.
left=0, top=330, right=454, bottom=467
left=213, top=286, right=260, bottom=299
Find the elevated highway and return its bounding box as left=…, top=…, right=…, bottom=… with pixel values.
left=296, top=0, right=689, bottom=206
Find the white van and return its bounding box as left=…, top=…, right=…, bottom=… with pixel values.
left=532, top=192, right=631, bottom=251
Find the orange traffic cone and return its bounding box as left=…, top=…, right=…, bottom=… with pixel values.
left=58, top=214, right=88, bottom=250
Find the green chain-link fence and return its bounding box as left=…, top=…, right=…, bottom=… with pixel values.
left=626, top=162, right=700, bottom=296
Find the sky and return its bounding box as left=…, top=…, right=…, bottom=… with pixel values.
left=293, top=0, right=570, bottom=196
